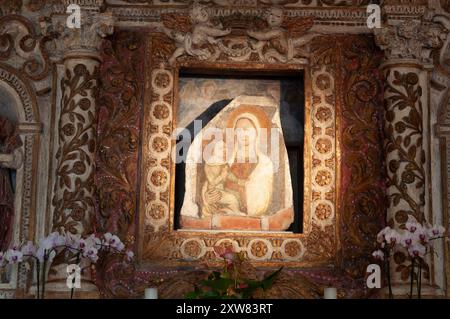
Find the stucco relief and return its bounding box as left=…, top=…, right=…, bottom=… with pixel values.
left=159, top=4, right=318, bottom=65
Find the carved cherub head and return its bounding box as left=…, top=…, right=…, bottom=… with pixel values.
left=265, top=7, right=284, bottom=28
left=190, top=3, right=210, bottom=24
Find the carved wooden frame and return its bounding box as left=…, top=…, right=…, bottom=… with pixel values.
left=137, top=33, right=339, bottom=268
left=0, top=64, right=40, bottom=297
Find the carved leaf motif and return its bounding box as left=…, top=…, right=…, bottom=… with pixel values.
left=95, top=32, right=144, bottom=243
left=338, top=35, right=385, bottom=281
left=161, top=13, right=192, bottom=34
left=283, top=16, right=314, bottom=37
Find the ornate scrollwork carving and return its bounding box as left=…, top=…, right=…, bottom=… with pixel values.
left=93, top=28, right=386, bottom=297
left=52, top=62, right=99, bottom=235
left=384, top=70, right=426, bottom=225
left=375, top=19, right=445, bottom=64
left=339, top=36, right=385, bottom=279
left=95, top=32, right=144, bottom=244
left=42, top=8, right=114, bottom=61
left=159, top=5, right=317, bottom=65
left=0, top=15, right=51, bottom=81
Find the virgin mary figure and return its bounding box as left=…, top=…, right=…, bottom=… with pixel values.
left=180, top=95, right=293, bottom=231
left=201, top=113, right=274, bottom=217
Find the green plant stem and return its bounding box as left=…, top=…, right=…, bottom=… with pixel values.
left=71, top=252, right=81, bottom=299
left=409, top=258, right=415, bottom=299
left=418, top=259, right=422, bottom=299
left=385, top=248, right=393, bottom=299
left=42, top=250, right=47, bottom=299
left=36, top=260, right=40, bottom=299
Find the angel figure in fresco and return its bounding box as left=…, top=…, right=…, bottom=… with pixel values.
left=161, top=3, right=231, bottom=65
left=0, top=116, right=22, bottom=252
left=247, top=7, right=318, bottom=63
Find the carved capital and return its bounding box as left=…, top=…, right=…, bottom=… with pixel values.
left=45, top=9, right=114, bottom=61
left=375, top=19, right=445, bottom=64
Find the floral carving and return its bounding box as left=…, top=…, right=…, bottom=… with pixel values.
left=315, top=106, right=332, bottom=123
left=375, top=20, right=444, bottom=64
left=0, top=15, right=51, bottom=80
left=315, top=170, right=332, bottom=186
left=284, top=241, right=302, bottom=258
left=250, top=240, right=269, bottom=258
left=182, top=240, right=202, bottom=258
left=315, top=138, right=332, bottom=154
left=52, top=62, right=98, bottom=235
left=315, top=203, right=332, bottom=220
left=339, top=36, right=385, bottom=279
left=147, top=204, right=165, bottom=220
left=384, top=70, right=426, bottom=224
left=153, top=104, right=170, bottom=120
left=96, top=32, right=145, bottom=242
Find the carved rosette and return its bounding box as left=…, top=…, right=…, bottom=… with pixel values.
left=311, top=66, right=335, bottom=229
left=144, top=63, right=173, bottom=232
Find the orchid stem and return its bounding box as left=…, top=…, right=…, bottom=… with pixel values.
left=409, top=258, right=415, bottom=299
left=71, top=252, right=81, bottom=299
left=385, top=248, right=393, bottom=299
left=418, top=260, right=422, bottom=299
left=36, top=260, right=40, bottom=299
left=42, top=250, right=47, bottom=299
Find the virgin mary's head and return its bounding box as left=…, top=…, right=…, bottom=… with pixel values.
left=232, top=114, right=260, bottom=163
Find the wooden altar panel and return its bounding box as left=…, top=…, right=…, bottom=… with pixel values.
left=94, top=30, right=385, bottom=298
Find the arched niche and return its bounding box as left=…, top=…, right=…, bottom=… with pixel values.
left=0, top=65, right=40, bottom=298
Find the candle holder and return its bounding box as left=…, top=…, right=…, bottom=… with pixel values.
left=144, top=287, right=158, bottom=299
left=323, top=287, right=337, bottom=299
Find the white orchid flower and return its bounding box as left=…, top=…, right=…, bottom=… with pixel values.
left=39, top=232, right=63, bottom=251
left=21, top=241, right=36, bottom=256
left=376, top=226, right=392, bottom=243
left=405, top=221, right=421, bottom=234
left=400, top=232, right=416, bottom=248
left=125, top=250, right=134, bottom=261
left=85, top=234, right=101, bottom=249
left=104, top=233, right=124, bottom=251
left=428, top=225, right=446, bottom=239
left=372, top=250, right=384, bottom=260
left=83, top=247, right=99, bottom=263
left=115, top=241, right=125, bottom=252
left=5, top=249, right=23, bottom=264
left=65, top=232, right=81, bottom=250
left=415, top=227, right=429, bottom=244
left=385, top=228, right=400, bottom=245
left=408, top=243, right=426, bottom=258
left=35, top=247, right=46, bottom=262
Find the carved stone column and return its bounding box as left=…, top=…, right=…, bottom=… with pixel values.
left=52, top=5, right=114, bottom=236
left=375, top=14, right=445, bottom=295
left=48, top=2, right=113, bottom=297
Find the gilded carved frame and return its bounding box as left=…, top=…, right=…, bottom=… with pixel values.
left=137, top=32, right=339, bottom=269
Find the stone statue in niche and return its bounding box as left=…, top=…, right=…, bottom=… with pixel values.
left=161, top=3, right=231, bottom=65
left=247, top=7, right=317, bottom=63
left=0, top=116, right=22, bottom=251
left=180, top=96, right=294, bottom=231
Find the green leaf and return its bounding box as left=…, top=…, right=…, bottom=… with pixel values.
left=201, top=277, right=234, bottom=292
left=261, top=267, right=283, bottom=291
